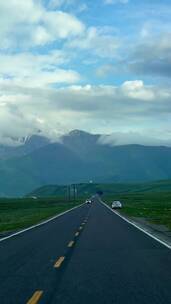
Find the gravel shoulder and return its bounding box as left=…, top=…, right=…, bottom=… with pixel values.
left=119, top=213, right=171, bottom=247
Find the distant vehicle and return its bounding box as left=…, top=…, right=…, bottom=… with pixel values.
left=96, top=190, right=103, bottom=196
left=112, top=201, right=122, bottom=209
left=85, top=199, right=91, bottom=204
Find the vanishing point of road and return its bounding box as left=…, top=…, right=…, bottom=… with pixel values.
left=0, top=200, right=171, bottom=304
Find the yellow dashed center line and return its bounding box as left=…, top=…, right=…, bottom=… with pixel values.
left=54, top=217, right=89, bottom=270
left=54, top=256, right=65, bottom=268
left=26, top=291, right=43, bottom=304
left=68, top=240, right=75, bottom=248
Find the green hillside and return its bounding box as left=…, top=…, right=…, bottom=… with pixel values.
left=28, top=180, right=171, bottom=198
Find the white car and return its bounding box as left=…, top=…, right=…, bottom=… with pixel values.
left=112, top=201, right=122, bottom=209
left=85, top=199, right=91, bottom=204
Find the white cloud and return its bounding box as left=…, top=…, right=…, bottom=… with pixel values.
left=98, top=131, right=171, bottom=147
left=0, top=70, right=80, bottom=88
left=48, top=0, right=75, bottom=9
left=0, top=51, right=80, bottom=88
left=49, top=0, right=66, bottom=8
left=129, top=32, right=171, bottom=78
left=77, top=3, right=88, bottom=13
left=104, top=0, right=129, bottom=5
left=121, top=81, right=155, bottom=101
left=67, top=26, right=119, bottom=58
left=0, top=0, right=85, bottom=49
left=48, top=0, right=88, bottom=12
left=43, top=11, right=85, bottom=40
left=96, top=31, right=171, bottom=79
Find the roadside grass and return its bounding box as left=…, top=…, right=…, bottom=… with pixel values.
left=104, top=192, right=171, bottom=230
left=0, top=197, right=82, bottom=234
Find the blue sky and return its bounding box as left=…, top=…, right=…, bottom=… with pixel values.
left=0, top=0, right=171, bottom=146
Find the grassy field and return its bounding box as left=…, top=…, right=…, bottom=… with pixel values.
left=0, top=197, right=82, bottom=234
left=1, top=188, right=171, bottom=235
left=104, top=192, right=171, bottom=230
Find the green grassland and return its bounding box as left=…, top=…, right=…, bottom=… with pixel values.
left=0, top=197, right=82, bottom=234
left=104, top=192, right=171, bottom=230
left=30, top=181, right=171, bottom=231
left=1, top=180, right=171, bottom=235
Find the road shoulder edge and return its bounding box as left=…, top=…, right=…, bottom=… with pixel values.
left=100, top=200, right=171, bottom=250
left=0, top=203, right=84, bottom=243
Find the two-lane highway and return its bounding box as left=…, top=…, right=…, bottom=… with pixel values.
left=0, top=200, right=171, bottom=303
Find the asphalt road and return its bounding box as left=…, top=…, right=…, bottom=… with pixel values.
left=0, top=200, right=171, bottom=304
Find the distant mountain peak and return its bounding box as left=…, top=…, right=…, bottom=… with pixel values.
left=68, top=129, right=91, bottom=137
left=62, top=130, right=100, bottom=145
left=24, top=134, right=50, bottom=145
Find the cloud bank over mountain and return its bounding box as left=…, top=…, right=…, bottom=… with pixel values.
left=98, top=131, right=171, bottom=147
left=1, top=81, right=171, bottom=145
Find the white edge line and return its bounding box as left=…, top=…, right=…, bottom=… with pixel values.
left=100, top=200, right=171, bottom=250
left=0, top=203, right=84, bottom=243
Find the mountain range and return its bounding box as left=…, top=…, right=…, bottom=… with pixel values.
left=0, top=130, right=171, bottom=197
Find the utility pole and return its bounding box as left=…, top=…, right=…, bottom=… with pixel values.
left=75, top=185, right=77, bottom=201
left=73, top=184, right=77, bottom=201
left=73, top=184, right=75, bottom=201
left=67, top=184, right=77, bottom=201
left=67, top=185, right=71, bottom=201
